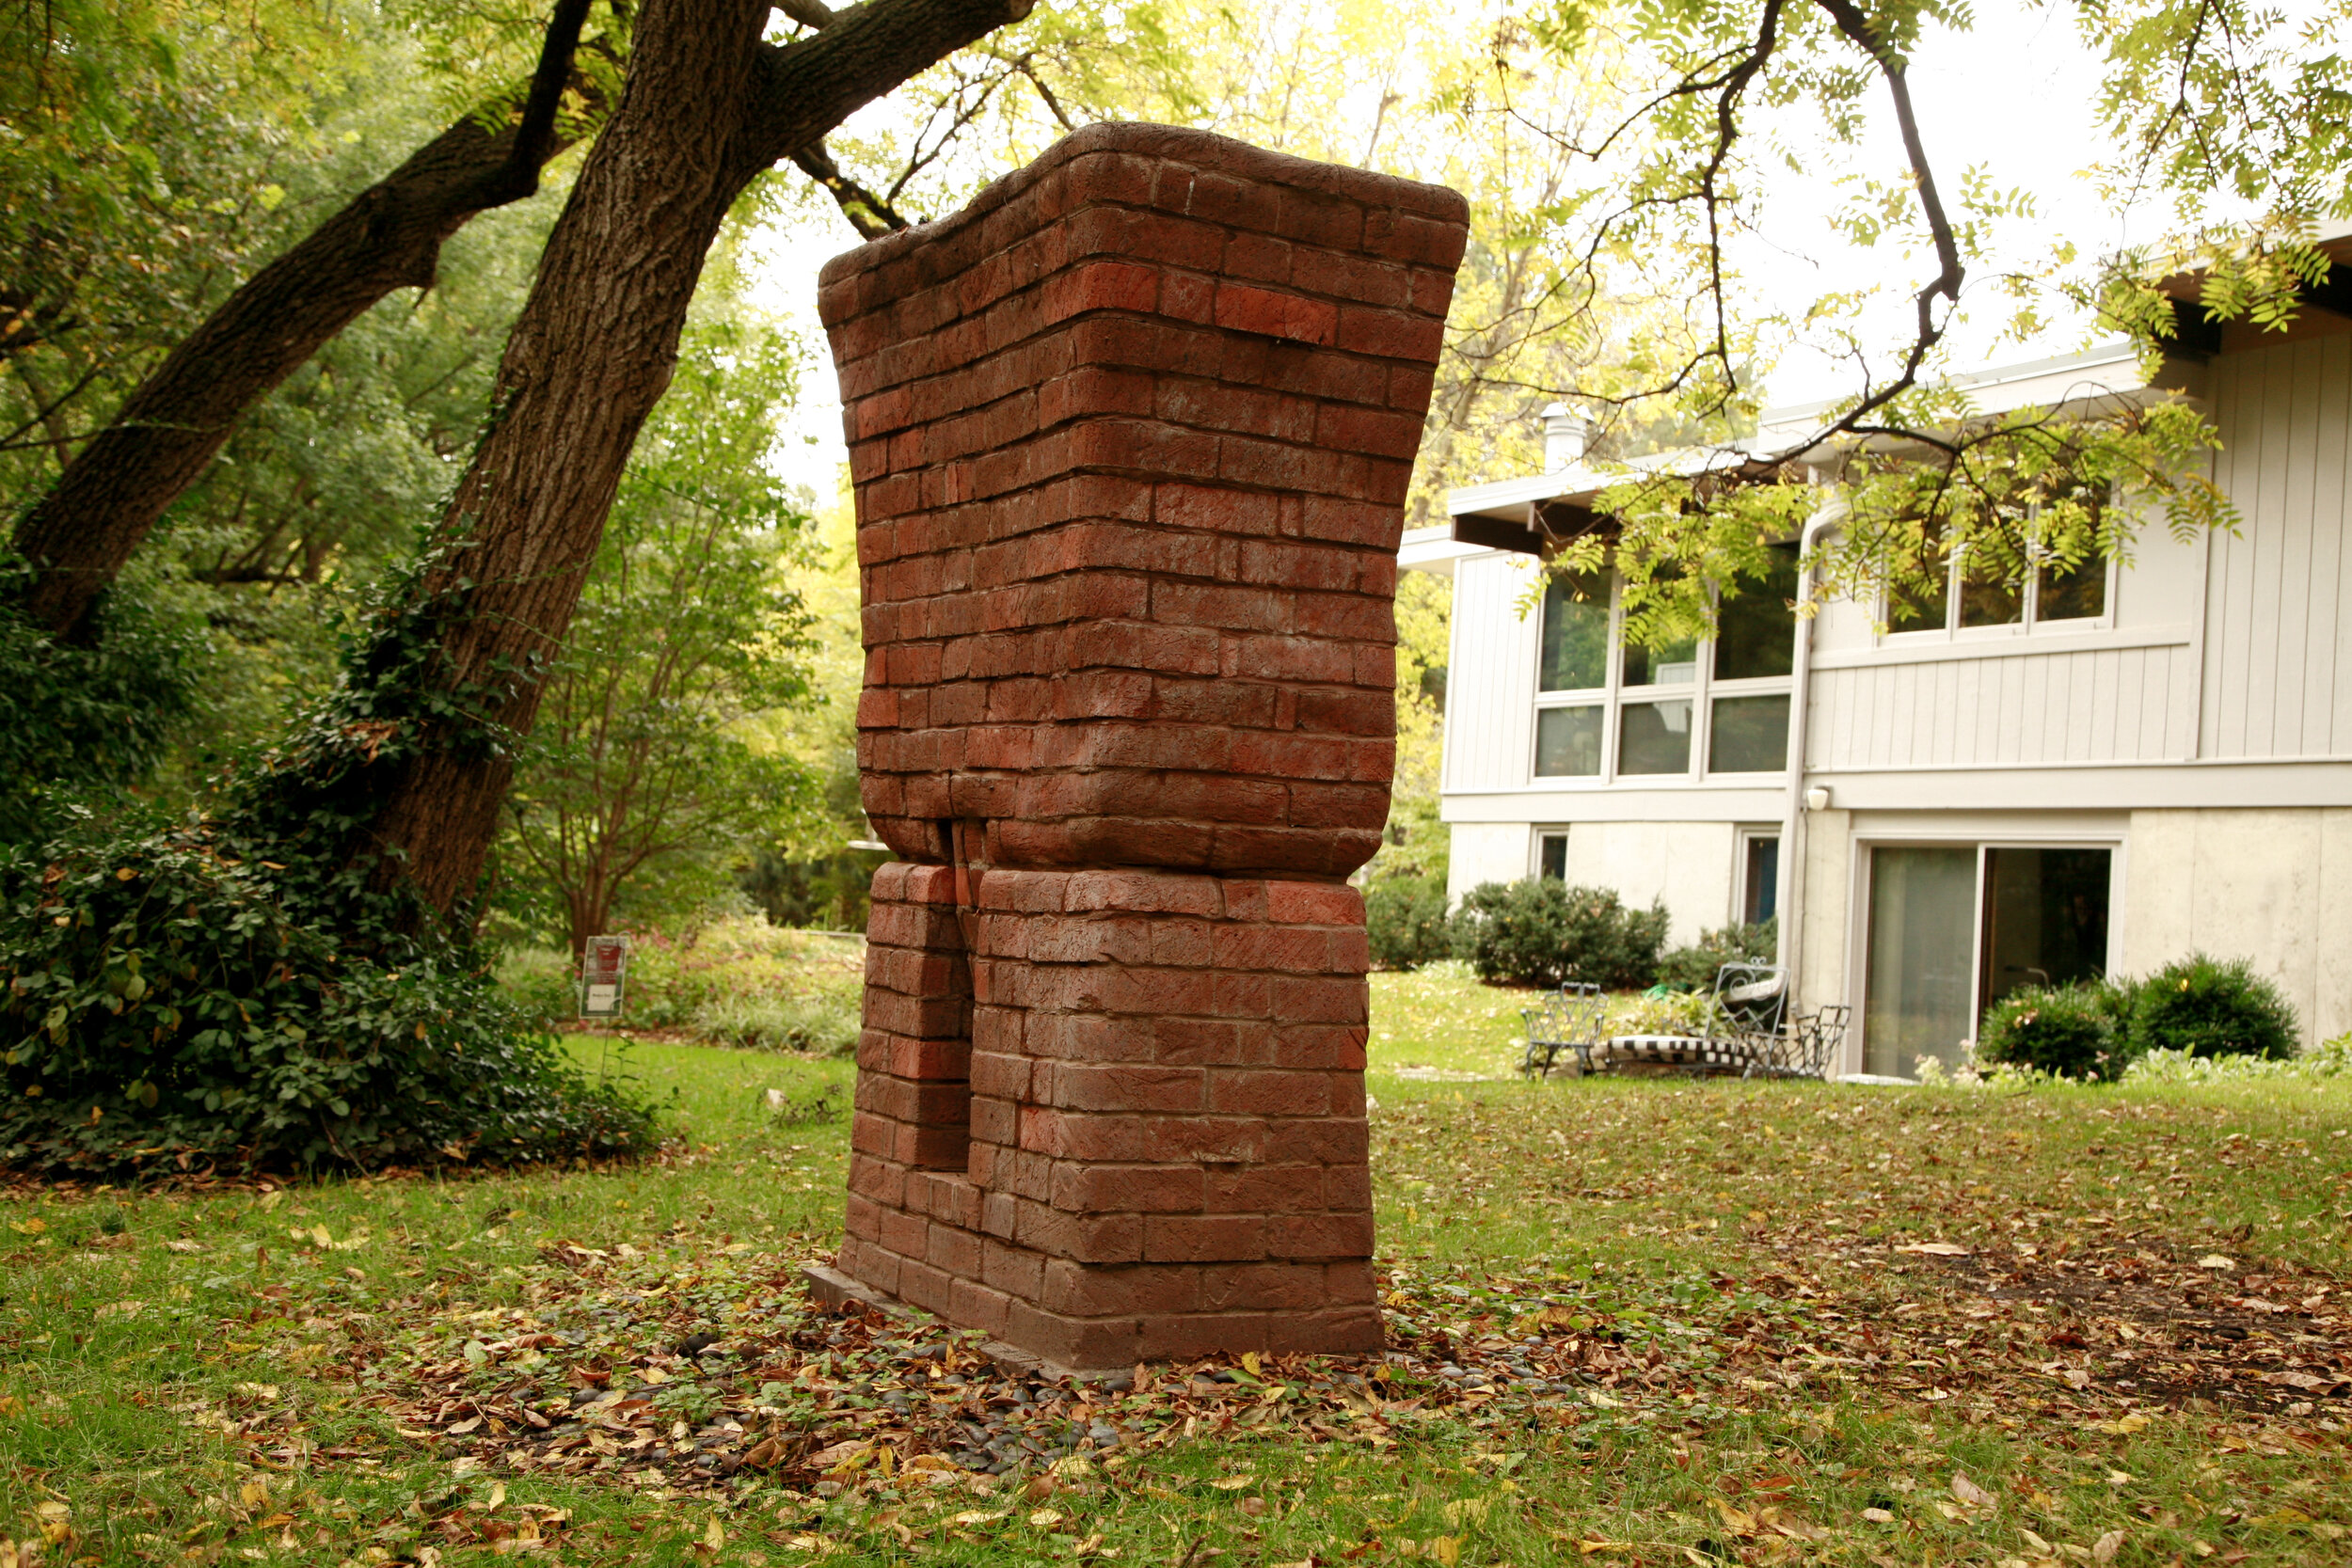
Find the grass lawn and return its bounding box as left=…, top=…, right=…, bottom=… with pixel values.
left=4, top=967, right=2349, bottom=1568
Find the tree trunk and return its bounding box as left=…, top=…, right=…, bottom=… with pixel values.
left=351, top=0, right=1033, bottom=918
left=567, top=880, right=611, bottom=969
left=8, top=14, right=607, bottom=641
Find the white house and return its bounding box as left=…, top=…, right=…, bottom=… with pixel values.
left=1406, top=292, right=2352, bottom=1076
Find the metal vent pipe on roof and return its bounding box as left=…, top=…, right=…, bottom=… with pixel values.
left=1541, top=402, right=1591, bottom=472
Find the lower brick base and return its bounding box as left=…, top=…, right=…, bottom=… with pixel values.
left=834, top=862, right=1383, bottom=1369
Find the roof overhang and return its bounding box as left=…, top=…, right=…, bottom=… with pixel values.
left=1433, top=340, right=2178, bottom=561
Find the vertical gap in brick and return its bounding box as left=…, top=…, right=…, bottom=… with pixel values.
left=904, top=819, right=980, bottom=1173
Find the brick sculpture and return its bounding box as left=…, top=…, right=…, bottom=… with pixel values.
left=812, top=123, right=1469, bottom=1370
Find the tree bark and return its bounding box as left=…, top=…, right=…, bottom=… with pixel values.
left=356, top=0, right=1032, bottom=917
left=8, top=7, right=607, bottom=641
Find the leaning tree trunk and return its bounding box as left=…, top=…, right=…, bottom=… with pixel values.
left=8, top=2, right=603, bottom=641
left=354, top=0, right=1033, bottom=915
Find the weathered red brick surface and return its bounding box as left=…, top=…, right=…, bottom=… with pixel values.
left=818, top=122, right=1466, bottom=1368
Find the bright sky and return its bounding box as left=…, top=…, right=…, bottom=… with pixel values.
left=747, top=0, right=2158, bottom=501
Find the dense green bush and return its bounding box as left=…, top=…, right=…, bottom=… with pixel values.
left=0, top=818, right=656, bottom=1174
left=1655, top=918, right=1778, bottom=990
left=0, top=560, right=201, bottom=846
left=1450, top=879, right=1668, bottom=989
left=2128, top=953, right=2299, bottom=1060
left=1978, top=982, right=2128, bottom=1079
left=1365, top=873, right=1452, bottom=970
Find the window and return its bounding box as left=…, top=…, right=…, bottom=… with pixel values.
left=1740, top=834, right=1780, bottom=926
left=1714, top=544, right=1799, bottom=680
left=2037, top=550, right=2106, bottom=621
left=1539, top=571, right=1610, bottom=691
left=1530, top=555, right=1799, bottom=783
left=1888, top=520, right=1951, bottom=633
left=1535, top=705, right=1603, bottom=776
left=1957, top=551, right=2025, bottom=628
left=1534, top=570, right=1609, bottom=779
left=1538, top=832, right=1568, bottom=881
left=1884, top=492, right=2111, bottom=640
left=1622, top=633, right=1698, bottom=688
left=1709, top=694, right=1789, bottom=773
left=1619, top=699, right=1692, bottom=773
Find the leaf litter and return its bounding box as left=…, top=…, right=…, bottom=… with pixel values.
left=8, top=1053, right=2352, bottom=1565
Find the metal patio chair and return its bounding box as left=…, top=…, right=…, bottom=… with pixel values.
left=1750, top=1002, right=1850, bottom=1080
left=1597, top=963, right=1790, bottom=1077
left=1520, top=981, right=1609, bottom=1078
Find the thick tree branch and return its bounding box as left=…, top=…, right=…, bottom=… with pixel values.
left=488, top=0, right=599, bottom=203
left=735, top=0, right=1038, bottom=176
left=7, top=7, right=617, bottom=640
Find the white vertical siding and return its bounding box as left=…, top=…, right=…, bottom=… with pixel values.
left=1805, top=644, right=2201, bottom=770
left=2201, top=334, right=2352, bottom=760
left=1441, top=552, right=1542, bottom=792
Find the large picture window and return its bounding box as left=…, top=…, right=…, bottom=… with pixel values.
left=1533, top=553, right=1797, bottom=783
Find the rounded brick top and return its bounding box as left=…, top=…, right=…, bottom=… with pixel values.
left=818, top=121, right=1470, bottom=293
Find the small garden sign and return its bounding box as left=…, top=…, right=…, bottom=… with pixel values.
left=580, top=934, right=628, bottom=1020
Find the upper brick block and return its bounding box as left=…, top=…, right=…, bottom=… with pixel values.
left=820, top=124, right=1469, bottom=879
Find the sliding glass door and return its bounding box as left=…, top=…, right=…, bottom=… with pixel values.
left=1862, top=842, right=2114, bottom=1078
left=1863, top=848, right=1979, bottom=1077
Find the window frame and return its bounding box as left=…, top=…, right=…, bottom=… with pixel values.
left=1878, top=491, right=2121, bottom=646
left=1735, top=827, right=1782, bottom=927
left=1530, top=562, right=1797, bottom=785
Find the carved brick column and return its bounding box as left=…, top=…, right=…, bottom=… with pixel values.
left=814, top=122, right=1467, bottom=1369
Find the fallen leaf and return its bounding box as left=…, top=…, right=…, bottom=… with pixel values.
left=1897, top=1242, right=1970, bottom=1257
left=807, top=1439, right=868, bottom=1471
left=1952, top=1474, right=1997, bottom=1509
left=2092, top=1530, right=2123, bottom=1564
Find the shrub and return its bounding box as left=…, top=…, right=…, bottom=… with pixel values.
left=691, top=992, right=859, bottom=1055
left=0, top=819, right=656, bottom=1175
left=1365, top=873, right=1452, bottom=970
left=1978, top=982, right=2127, bottom=1080
left=1655, top=919, right=1778, bottom=991
left=1449, top=879, right=1667, bottom=989
left=0, top=559, right=201, bottom=847
left=2124, top=1032, right=2352, bottom=1084
left=2128, top=953, right=2299, bottom=1060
